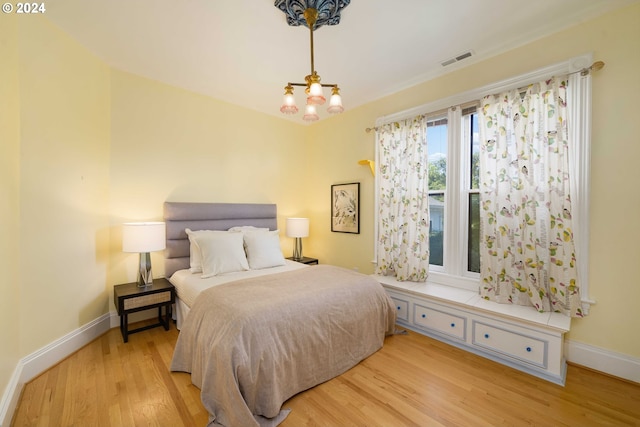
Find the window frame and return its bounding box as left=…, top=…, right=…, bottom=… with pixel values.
left=373, top=53, right=594, bottom=308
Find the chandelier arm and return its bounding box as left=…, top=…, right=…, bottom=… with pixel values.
left=288, top=83, right=338, bottom=88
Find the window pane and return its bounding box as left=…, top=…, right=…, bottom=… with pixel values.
left=466, top=111, right=480, bottom=273
left=427, top=119, right=447, bottom=191
left=468, top=192, right=480, bottom=273
left=428, top=118, right=447, bottom=267
left=470, top=113, right=480, bottom=190
left=429, top=193, right=444, bottom=266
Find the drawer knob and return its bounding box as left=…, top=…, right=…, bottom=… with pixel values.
left=526, top=347, right=532, bottom=352
left=484, top=333, right=490, bottom=339
left=450, top=323, right=455, bottom=327
left=421, top=314, right=426, bottom=318
left=397, top=306, right=401, bottom=310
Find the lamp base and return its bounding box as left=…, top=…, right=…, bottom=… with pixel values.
left=137, top=252, right=153, bottom=287
left=292, top=238, right=303, bottom=261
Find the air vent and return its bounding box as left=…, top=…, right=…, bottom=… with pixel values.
left=441, top=51, right=473, bottom=67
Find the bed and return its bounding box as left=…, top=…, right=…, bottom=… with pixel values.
left=164, top=202, right=397, bottom=427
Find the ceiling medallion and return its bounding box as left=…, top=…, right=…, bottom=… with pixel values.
left=274, top=0, right=351, bottom=29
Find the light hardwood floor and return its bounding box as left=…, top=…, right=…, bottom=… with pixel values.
left=11, top=319, right=640, bottom=427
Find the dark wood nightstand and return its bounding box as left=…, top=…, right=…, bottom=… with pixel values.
left=114, top=278, right=175, bottom=343
left=286, top=256, right=319, bottom=265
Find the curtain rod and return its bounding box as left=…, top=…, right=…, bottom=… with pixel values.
left=364, top=60, right=605, bottom=134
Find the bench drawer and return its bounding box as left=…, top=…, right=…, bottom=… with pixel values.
left=414, top=304, right=466, bottom=341
left=473, top=321, right=547, bottom=367
left=389, top=295, right=410, bottom=322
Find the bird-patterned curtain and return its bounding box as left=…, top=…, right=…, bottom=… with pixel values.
left=478, top=76, right=583, bottom=317
left=375, top=116, right=430, bottom=282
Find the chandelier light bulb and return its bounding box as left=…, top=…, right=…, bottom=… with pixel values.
left=280, top=84, right=298, bottom=114
left=327, top=86, right=344, bottom=114
left=302, top=103, right=319, bottom=122
left=306, top=73, right=326, bottom=105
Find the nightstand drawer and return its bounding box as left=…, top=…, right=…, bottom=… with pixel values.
left=124, top=291, right=172, bottom=310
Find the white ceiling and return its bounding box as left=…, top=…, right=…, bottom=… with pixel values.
left=44, top=0, right=636, bottom=123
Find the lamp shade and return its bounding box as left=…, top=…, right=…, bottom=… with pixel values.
left=307, top=82, right=326, bottom=105
left=302, top=104, right=319, bottom=122
left=327, top=86, right=344, bottom=114
left=280, top=85, right=298, bottom=114
left=122, top=222, right=166, bottom=253
left=286, top=218, right=309, bottom=238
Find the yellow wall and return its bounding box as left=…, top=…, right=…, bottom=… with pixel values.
left=107, top=70, right=309, bottom=285
left=17, top=16, right=111, bottom=355
left=309, top=3, right=640, bottom=357
left=3, top=3, right=639, bottom=405
left=0, top=13, right=21, bottom=397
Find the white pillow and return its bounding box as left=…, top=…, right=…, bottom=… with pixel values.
left=243, top=230, right=286, bottom=270
left=192, top=231, right=250, bottom=278
left=185, top=229, right=222, bottom=273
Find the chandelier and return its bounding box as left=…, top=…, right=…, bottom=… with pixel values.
left=275, top=0, right=350, bottom=121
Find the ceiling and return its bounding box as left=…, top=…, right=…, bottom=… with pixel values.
left=44, top=0, right=636, bottom=123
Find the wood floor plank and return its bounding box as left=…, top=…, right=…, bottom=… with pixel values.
left=10, top=321, right=640, bottom=427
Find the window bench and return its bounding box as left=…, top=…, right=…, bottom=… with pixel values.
left=372, top=274, right=571, bottom=385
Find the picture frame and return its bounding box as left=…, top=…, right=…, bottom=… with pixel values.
left=331, top=182, right=360, bottom=234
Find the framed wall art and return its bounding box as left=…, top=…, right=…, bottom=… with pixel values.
left=331, top=182, right=360, bottom=234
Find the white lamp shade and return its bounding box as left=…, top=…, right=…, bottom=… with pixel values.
left=327, top=92, right=344, bottom=114
left=286, top=218, right=309, bottom=238
left=280, top=92, right=298, bottom=114
left=122, top=222, right=166, bottom=253
left=307, top=82, right=326, bottom=105
left=302, top=104, right=319, bottom=122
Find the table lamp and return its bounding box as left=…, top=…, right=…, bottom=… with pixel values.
left=286, top=218, right=309, bottom=261
left=122, top=222, right=166, bottom=287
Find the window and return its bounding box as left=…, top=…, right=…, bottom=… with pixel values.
left=425, top=106, right=480, bottom=286
left=374, top=53, right=593, bottom=304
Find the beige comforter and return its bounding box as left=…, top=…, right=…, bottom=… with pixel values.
left=170, top=265, right=396, bottom=427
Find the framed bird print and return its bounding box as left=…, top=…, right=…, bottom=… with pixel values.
left=331, top=182, right=360, bottom=234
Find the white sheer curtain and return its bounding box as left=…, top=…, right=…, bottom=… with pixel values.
left=478, top=76, right=584, bottom=317
left=566, top=71, right=592, bottom=315
left=375, top=116, right=430, bottom=282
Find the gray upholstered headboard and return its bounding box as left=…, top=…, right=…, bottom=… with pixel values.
left=163, top=202, right=278, bottom=277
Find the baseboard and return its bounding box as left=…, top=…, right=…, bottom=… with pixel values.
left=0, top=363, right=22, bottom=427
left=20, top=313, right=114, bottom=384
left=565, top=339, right=640, bottom=384
left=0, top=312, right=115, bottom=427
left=0, top=307, right=163, bottom=426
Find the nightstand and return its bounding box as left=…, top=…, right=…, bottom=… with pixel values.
left=114, top=278, right=175, bottom=343
left=286, top=256, right=319, bottom=265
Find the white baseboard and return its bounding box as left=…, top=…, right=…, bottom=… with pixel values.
left=19, top=313, right=114, bottom=384
left=0, top=312, right=116, bottom=427
left=0, top=307, right=162, bottom=426
left=565, top=339, right=640, bottom=384
left=0, top=363, right=22, bottom=427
